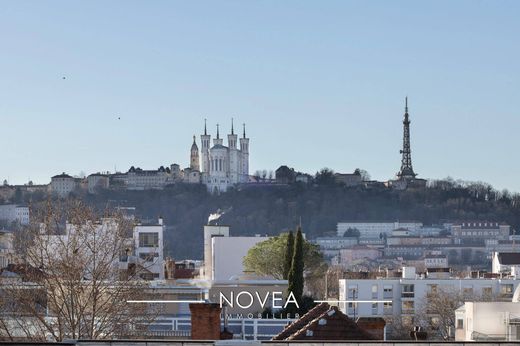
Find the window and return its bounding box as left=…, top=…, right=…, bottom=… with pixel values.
left=372, top=284, right=378, bottom=299
left=372, top=302, right=378, bottom=315
left=139, top=252, right=159, bottom=261
left=402, top=284, right=414, bottom=298
left=457, top=319, right=464, bottom=329
left=402, top=301, right=414, bottom=312
left=482, top=287, right=492, bottom=297
left=383, top=285, right=393, bottom=299
left=428, top=284, right=438, bottom=295
left=139, top=233, right=159, bottom=248
left=463, top=286, right=473, bottom=296
left=383, top=302, right=393, bottom=314
left=348, top=285, right=358, bottom=299
left=501, top=284, right=514, bottom=296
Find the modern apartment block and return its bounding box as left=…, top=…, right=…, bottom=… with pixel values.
left=338, top=267, right=520, bottom=326
left=133, top=217, right=165, bottom=280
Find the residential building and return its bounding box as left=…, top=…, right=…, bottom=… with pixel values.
left=455, top=302, right=520, bottom=341
left=0, top=230, right=14, bottom=269
left=87, top=173, right=109, bottom=193
left=313, top=236, right=358, bottom=260
left=275, top=165, right=295, bottom=184
left=133, top=217, right=165, bottom=280
left=452, top=221, right=511, bottom=245
left=0, top=204, right=30, bottom=225
left=338, top=267, right=520, bottom=327
left=211, top=235, right=269, bottom=281
left=272, top=303, right=382, bottom=341
left=50, top=172, right=76, bottom=197
left=338, top=246, right=382, bottom=265
left=126, top=166, right=171, bottom=190
left=336, top=221, right=423, bottom=239
left=203, top=225, right=230, bottom=279
left=334, top=172, right=362, bottom=187
left=492, top=252, right=520, bottom=277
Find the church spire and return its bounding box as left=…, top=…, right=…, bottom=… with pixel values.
left=231, top=118, right=234, bottom=135
left=216, top=123, right=220, bottom=139
left=242, top=123, right=246, bottom=138
left=204, top=118, right=207, bottom=136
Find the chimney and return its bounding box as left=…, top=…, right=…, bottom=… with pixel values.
left=164, top=257, right=175, bottom=279
left=189, top=303, right=222, bottom=340
left=158, top=216, right=163, bottom=225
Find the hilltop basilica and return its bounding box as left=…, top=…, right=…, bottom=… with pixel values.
left=188, top=120, right=250, bottom=193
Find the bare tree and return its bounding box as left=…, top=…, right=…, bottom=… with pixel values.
left=0, top=200, right=158, bottom=341
left=415, top=287, right=487, bottom=340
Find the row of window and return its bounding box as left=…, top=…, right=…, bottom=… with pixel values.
left=460, top=231, right=500, bottom=236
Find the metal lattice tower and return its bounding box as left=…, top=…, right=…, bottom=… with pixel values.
left=397, top=97, right=417, bottom=179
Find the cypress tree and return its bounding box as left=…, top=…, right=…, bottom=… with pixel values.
left=282, top=231, right=294, bottom=280
left=287, top=227, right=304, bottom=312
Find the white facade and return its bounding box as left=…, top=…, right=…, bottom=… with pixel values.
left=492, top=252, right=520, bottom=277
left=125, top=167, right=170, bottom=190
left=338, top=273, right=520, bottom=324
left=203, top=225, right=230, bottom=279
left=133, top=218, right=165, bottom=280
left=313, top=236, right=359, bottom=259
left=452, top=221, right=511, bottom=244
left=336, top=221, right=423, bottom=239
left=455, top=302, right=520, bottom=341
left=200, top=122, right=250, bottom=193
left=211, top=235, right=269, bottom=281
left=50, top=173, right=76, bottom=197
left=0, top=204, right=30, bottom=225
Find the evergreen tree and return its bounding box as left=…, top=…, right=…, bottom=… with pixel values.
left=282, top=231, right=294, bottom=280
left=287, top=227, right=304, bottom=312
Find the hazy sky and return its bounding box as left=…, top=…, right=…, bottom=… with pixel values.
left=1, top=1, right=519, bottom=191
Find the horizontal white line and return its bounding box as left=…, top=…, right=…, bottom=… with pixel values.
left=315, top=300, right=393, bottom=303
left=127, top=300, right=206, bottom=304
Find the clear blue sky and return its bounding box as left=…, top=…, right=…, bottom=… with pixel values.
left=1, top=1, right=519, bottom=191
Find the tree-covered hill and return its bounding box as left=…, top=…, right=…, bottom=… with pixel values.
left=11, top=177, right=520, bottom=260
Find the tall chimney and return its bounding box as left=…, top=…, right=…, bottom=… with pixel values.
left=189, top=303, right=222, bottom=340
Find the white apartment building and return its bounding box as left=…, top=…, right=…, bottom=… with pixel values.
left=211, top=235, right=269, bottom=281
left=50, top=173, right=76, bottom=197
left=455, top=301, right=520, bottom=341
left=336, top=221, right=423, bottom=239
left=313, top=236, right=359, bottom=259
left=338, top=267, right=520, bottom=326
left=202, top=224, right=269, bottom=280
left=203, top=225, right=230, bottom=279
left=133, top=218, right=165, bottom=280
left=452, top=221, right=511, bottom=244
left=0, top=204, right=30, bottom=225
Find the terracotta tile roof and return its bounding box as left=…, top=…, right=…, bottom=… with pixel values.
left=271, top=302, right=329, bottom=340
left=272, top=303, right=375, bottom=341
